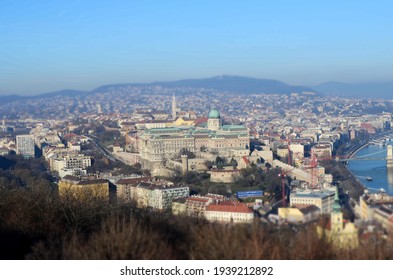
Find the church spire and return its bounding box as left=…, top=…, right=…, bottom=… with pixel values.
left=333, top=186, right=341, bottom=212
left=172, top=93, right=176, bottom=120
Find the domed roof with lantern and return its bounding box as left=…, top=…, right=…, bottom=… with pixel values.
left=208, top=109, right=220, bottom=119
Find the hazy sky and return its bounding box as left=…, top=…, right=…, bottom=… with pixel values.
left=1, top=0, right=393, bottom=95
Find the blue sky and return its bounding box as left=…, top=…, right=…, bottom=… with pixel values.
left=1, top=0, right=393, bottom=95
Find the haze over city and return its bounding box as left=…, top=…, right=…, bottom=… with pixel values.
left=1, top=0, right=393, bottom=95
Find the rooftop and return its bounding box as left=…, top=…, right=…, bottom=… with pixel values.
left=206, top=201, right=254, bottom=213
left=291, top=190, right=335, bottom=199
left=116, top=177, right=151, bottom=185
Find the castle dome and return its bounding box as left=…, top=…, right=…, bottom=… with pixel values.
left=208, top=109, right=220, bottom=119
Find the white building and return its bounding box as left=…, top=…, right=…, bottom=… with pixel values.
left=16, top=135, right=35, bottom=158
left=52, top=154, right=91, bottom=178
left=150, top=186, right=190, bottom=210
left=205, top=201, right=254, bottom=223
left=118, top=179, right=189, bottom=211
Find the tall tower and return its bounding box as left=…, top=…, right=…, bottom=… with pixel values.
left=207, top=109, right=221, bottom=131
left=330, top=187, right=343, bottom=235
left=172, top=93, right=177, bottom=120
left=387, top=145, right=393, bottom=168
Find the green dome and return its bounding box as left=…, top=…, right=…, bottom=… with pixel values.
left=333, top=201, right=341, bottom=212
left=208, top=109, right=220, bottom=119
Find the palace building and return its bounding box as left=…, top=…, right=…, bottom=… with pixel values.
left=138, top=109, right=250, bottom=174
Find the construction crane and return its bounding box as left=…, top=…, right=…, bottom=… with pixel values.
left=277, top=165, right=297, bottom=207
left=302, top=150, right=320, bottom=189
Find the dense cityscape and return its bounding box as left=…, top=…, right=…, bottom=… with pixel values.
left=2, top=81, right=393, bottom=259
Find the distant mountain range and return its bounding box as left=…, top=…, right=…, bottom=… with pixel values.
left=91, top=75, right=317, bottom=95
left=156, top=75, right=316, bottom=95
left=0, top=89, right=87, bottom=104
left=1, top=76, right=393, bottom=104
left=313, top=81, right=393, bottom=98
left=0, top=76, right=319, bottom=105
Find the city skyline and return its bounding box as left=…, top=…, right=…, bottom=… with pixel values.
left=1, top=0, right=393, bottom=95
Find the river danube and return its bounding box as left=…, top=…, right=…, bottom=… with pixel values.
left=347, top=142, right=393, bottom=195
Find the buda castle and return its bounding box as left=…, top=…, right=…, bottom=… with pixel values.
left=138, top=108, right=250, bottom=175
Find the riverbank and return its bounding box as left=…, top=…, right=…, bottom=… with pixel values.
left=347, top=130, right=393, bottom=159
left=344, top=130, right=393, bottom=196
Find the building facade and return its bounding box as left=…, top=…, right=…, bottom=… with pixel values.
left=16, top=135, right=35, bottom=158
left=205, top=201, right=254, bottom=223
left=290, top=190, right=335, bottom=213
left=317, top=188, right=359, bottom=249
left=51, top=154, right=91, bottom=178
left=58, top=176, right=109, bottom=200
left=118, top=180, right=189, bottom=210
left=138, top=109, right=250, bottom=173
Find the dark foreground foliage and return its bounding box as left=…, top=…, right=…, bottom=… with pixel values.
left=0, top=186, right=393, bottom=260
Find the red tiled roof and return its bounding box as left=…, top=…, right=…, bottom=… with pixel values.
left=205, top=194, right=225, bottom=200
left=63, top=133, right=79, bottom=140
left=186, top=197, right=210, bottom=203
left=242, top=156, right=250, bottom=165
left=206, top=201, right=254, bottom=213
left=193, top=117, right=208, bottom=126
left=137, top=120, right=168, bottom=124
left=78, top=179, right=108, bottom=185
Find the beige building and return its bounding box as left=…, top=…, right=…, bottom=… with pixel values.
left=210, top=169, right=241, bottom=183
left=136, top=120, right=168, bottom=130
left=277, top=145, right=289, bottom=159
left=357, top=193, right=393, bottom=227
left=312, top=144, right=332, bottom=158
left=185, top=196, right=210, bottom=218
left=172, top=117, right=195, bottom=127
left=138, top=109, right=250, bottom=174
left=289, top=143, right=305, bottom=159
left=58, top=176, right=109, bottom=200
left=250, top=149, right=274, bottom=163
left=278, top=204, right=320, bottom=224
left=116, top=177, right=151, bottom=202
left=185, top=194, right=225, bottom=218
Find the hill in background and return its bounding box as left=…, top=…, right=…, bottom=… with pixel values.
left=1, top=75, right=318, bottom=104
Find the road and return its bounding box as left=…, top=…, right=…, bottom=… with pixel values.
left=85, top=135, right=117, bottom=163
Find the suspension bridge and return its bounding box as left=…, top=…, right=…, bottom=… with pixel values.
left=336, top=144, right=393, bottom=168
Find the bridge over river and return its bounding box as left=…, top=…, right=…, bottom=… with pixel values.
left=337, top=144, right=393, bottom=168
